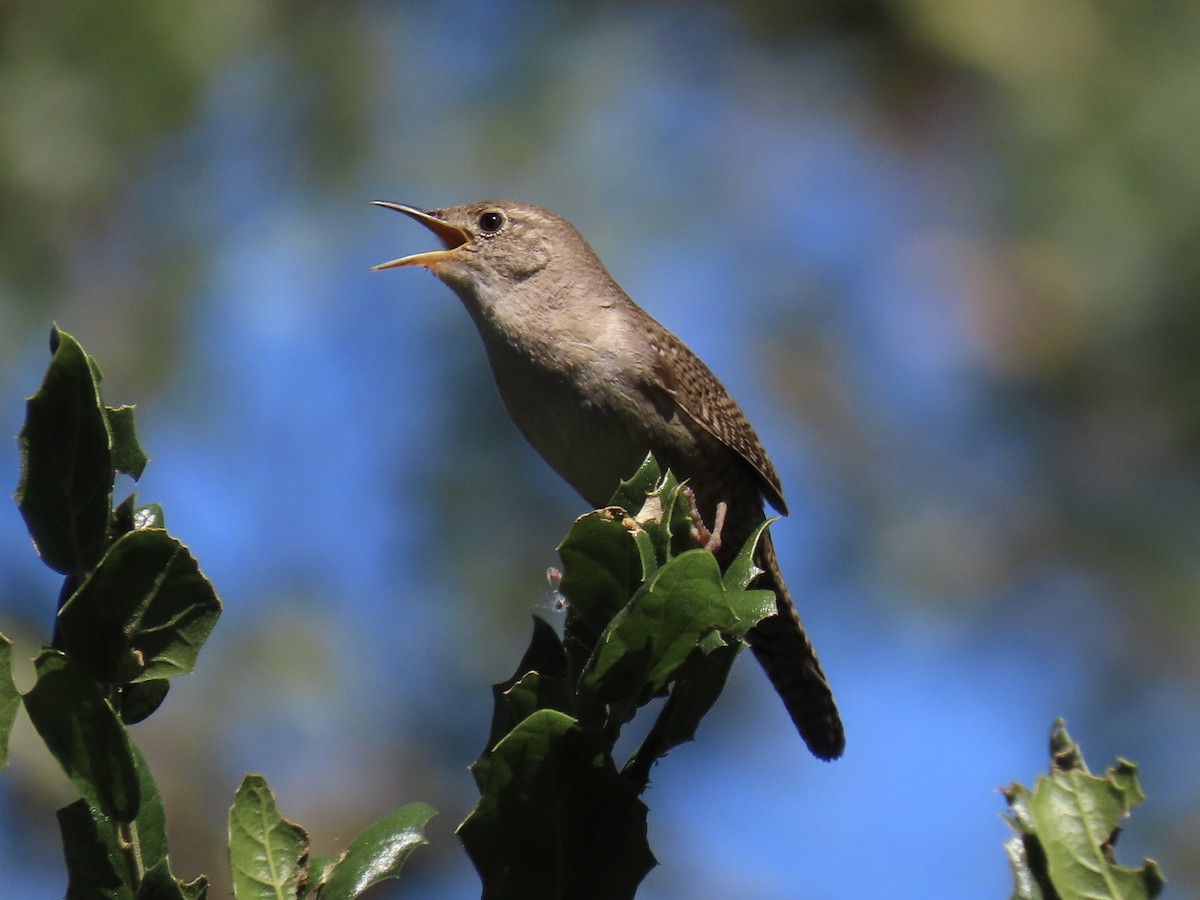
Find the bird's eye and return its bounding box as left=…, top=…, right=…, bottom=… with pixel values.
left=478, top=210, right=505, bottom=234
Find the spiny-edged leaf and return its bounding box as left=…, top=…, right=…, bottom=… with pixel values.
left=120, top=679, right=170, bottom=725
left=557, top=508, right=643, bottom=635
left=1029, top=762, right=1162, bottom=898
left=105, top=406, right=149, bottom=480
left=459, top=709, right=655, bottom=900
left=112, top=494, right=139, bottom=538
left=178, top=876, right=209, bottom=900
left=305, top=857, right=337, bottom=897
left=0, top=632, right=18, bottom=769
left=631, top=468, right=692, bottom=567
left=1002, top=783, right=1053, bottom=900
left=316, top=803, right=436, bottom=899
left=580, top=549, right=775, bottom=704
left=628, top=521, right=659, bottom=584
left=1003, top=719, right=1165, bottom=900
left=58, top=529, right=222, bottom=684
left=504, top=671, right=574, bottom=731
left=57, top=799, right=129, bottom=900
left=645, top=642, right=740, bottom=758
left=135, top=860, right=188, bottom=900
left=228, top=774, right=308, bottom=900
left=484, top=616, right=568, bottom=755
left=24, top=650, right=140, bottom=821
left=608, top=453, right=661, bottom=512
left=722, top=519, right=772, bottom=591
left=621, top=641, right=742, bottom=787
left=15, top=326, right=114, bottom=576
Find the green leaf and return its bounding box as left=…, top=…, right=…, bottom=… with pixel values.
left=316, top=803, right=436, bottom=899
left=58, top=529, right=222, bottom=684
left=120, top=679, right=171, bottom=725
left=134, top=860, right=187, bottom=900
left=621, top=640, right=742, bottom=787
left=305, top=857, right=337, bottom=897
left=632, top=468, right=692, bottom=568
left=1004, top=719, right=1165, bottom=900
left=607, top=453, right=661, bottom=512
left=645, top=642, right=741, bottom=754
left=459, top=709, right=655, bottom=900
left=15, top=326, right=115, bottom=576
left=1002, top=784, right=1051, bottom=900
left=55, top=740, right=183, bottom=900
left=580, top=549, right=775, bottom=705
left=111, top=496, right=166, bottom=540
left=128, top=742, right=170, bottom=875
left=721, top=518, right=771, bottom=591
left=57, top=799, right=130, bottom=900
left=0, top=632, right=19, bottom=769
left=134, top=503, right=166, bottom=530
left=105, top=405, right=149, bottom=480
left=503, top=671, right=574, bottom=731
left=483, top=616, right=569, bottom=755
left=24, top=650, right=141, bottom=821
left=557, top=508, right=643, bottom=635
left=228, top=774, right=309, bottom=900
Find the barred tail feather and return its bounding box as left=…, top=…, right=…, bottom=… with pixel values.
left=747, top=532, right=845, bottom=761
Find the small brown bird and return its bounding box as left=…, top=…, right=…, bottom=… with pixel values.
left=373, top=200, right=844, bottom=760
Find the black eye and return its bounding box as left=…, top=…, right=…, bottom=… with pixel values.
left=478, top=210, right=505, bottom=234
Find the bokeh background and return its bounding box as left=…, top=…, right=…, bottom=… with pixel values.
left=2, top=2, right=1198, bottom=897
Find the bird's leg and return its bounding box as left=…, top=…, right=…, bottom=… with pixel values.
left=682, top=486, right=727, bottom=554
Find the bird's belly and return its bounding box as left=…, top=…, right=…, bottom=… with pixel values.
left=490, top=358, right=675, bottom=507
left=511, top=383, right=657, bottom=506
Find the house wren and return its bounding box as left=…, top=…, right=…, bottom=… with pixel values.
left=372, top=200, right=845, bottom=760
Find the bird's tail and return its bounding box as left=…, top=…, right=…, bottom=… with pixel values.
left=747, top=531, right=845, bottom=761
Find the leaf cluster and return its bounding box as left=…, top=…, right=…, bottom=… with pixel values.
left=458, top=456, right=778, bottom=899
left=0, top=328, right=433, bottom=899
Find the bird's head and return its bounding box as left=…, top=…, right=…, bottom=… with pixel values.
left=371, top=200, right=572, bottom=295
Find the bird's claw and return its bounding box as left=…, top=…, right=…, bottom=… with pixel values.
left=683, top=486, right=726, bottom=554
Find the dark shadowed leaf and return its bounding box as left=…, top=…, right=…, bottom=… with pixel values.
left=105, top=405, right=149, bottom=480
left=483, top=616, right=568, bottom=755
left=58, top=529, right=221, bottom=684
left=15, top=326, right=114, bottom=576
left=459, top=709, right=654, bottom=900
left=24, top=650, right=140, bottom=821
left=120, top=680, right=170, bottom=725
left=557, top=508, right=642, bottom=635
left=111, top=496, right=166, bottom=541
left=57, top=799, right=128, bottom=900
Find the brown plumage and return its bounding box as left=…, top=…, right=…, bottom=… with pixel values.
left=373, top=199, right=845, bottom=760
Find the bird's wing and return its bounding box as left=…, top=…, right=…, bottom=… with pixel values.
left=645, top=327, right=788, bottom=515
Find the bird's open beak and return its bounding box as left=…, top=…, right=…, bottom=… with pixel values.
left=370, top=202, right=470, bottom=270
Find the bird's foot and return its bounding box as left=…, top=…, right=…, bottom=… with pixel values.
left=683, top=486, right=726, bottom=554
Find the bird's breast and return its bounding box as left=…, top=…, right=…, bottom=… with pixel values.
left=480, top=333, right=690, bottom=507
